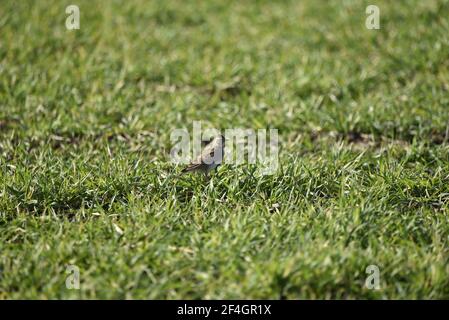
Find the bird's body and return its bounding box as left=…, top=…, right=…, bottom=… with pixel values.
left=181, top=135, right=225, bottom=177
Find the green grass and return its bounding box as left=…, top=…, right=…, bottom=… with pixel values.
left=1, top=0, right=449, bottom=299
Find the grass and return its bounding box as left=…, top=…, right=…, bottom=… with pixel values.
left=0, top=0, right=449, bottom=299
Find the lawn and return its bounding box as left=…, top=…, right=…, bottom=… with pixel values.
left=0, top=0, right=448, bottom=299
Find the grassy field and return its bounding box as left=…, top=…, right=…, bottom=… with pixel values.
left=1, top=0, right=449, bottom=299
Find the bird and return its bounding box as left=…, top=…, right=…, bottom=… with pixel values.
left=181, top=134, right=225, bottom=178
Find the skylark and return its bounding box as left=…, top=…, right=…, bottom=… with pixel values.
left=181, top=134, right=225, bottom=177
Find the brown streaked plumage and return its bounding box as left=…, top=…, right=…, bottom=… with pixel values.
left=181, top=135, right=225, bottom=177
